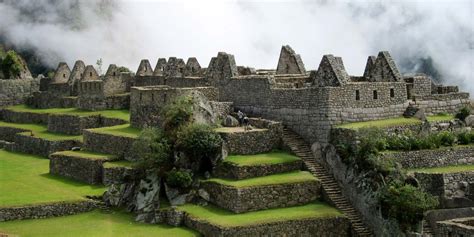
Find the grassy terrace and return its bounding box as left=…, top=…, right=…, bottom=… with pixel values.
left=0, top=210, right=199, bottom=237
left=204, top=171, right=316, bottom=188
left=0, top=121, right=82, bottom=141
left=88, top=124, right=141, bottom=138
left=6, top=104, right=130, bottom=122
left=336, top=114, right=455, bottom=130
left=53, top=150, right=115, bottom=160
left=177, top=202, right=342, bottom=228
left=225, top=151, right=300, bottom=166
left=214, top=127, right=267, bottom=133
left=408, top=164, right=474, bottom=174
left=0, top=149, right=105, bottom=207
left=103, top=160, right=134, bottom=168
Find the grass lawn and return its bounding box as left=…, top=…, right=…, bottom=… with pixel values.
left=89, top=124, right=141, bottom=138
left=0, top=121, right=82, bottom=141
left=204, top=171, right=316, bottom=188
left=7, top=104, right=130, bottom=122
left=336, top=117, right=422, bottom=130
left=427, top=114, right=455, bottom=122
left=177, top=201, right=342, bottom=228
left=0, top=210, right=199, bottom=237
left=104, top=160, right=134, bottom=168
left=408, top=164, right=474, bottom=174
left=214, top=127, right=267, bottom=133
left=225, top=151, right=300, bottom=166
left=0, top=149, right=105, bottom=207
left=53, top=150, right=115, bottom=160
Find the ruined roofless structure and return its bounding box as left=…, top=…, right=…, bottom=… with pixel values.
left=37, top=45, right=470, bottom=143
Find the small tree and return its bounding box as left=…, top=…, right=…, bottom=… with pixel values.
left=1, top=50, right=23, bottom=79
left=162, top=96, right=194, bottom=140
left=117, top=66, right=131, bottom=73
left=166, top=169, right=193, bottom=188
left=96, top=58, right=103, bottom=75
left=456, top=106, right=471, bottom=122
left=132, top=128, right=172, bottom=175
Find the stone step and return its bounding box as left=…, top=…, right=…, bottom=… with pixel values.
left=201, top=171, right=321, bottom=213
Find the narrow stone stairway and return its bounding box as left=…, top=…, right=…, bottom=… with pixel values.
left=422, top=220, right=433, bottom=237
left=282, top=128, right=373, bottom=237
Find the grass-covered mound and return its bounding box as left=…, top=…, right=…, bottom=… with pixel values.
left=0, top=121, right=82, bottom=141
left=7, top=104, right=130, bottom=122
left=89, top=124, right=141, bottom=138
left=52, top=150, right=115, bottom=160
left=0, top=210, right=199, bottom=237
left=204, top=171, right=316, bottom=188
left=103, top=160, right=133, bottom=168
left=408, top=164, right=474, bottom=174
left=0, top=149, right=105, bottom=207
left=225, top=151, right=300, bottom=166
left=177, top=201, right=342, bottom=228
left=336, top=117, right=422, bottom=130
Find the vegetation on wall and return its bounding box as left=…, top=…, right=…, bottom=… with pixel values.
left=0, top=50, right=24, bottom=79
left=455, top=106, right=471, bottom=122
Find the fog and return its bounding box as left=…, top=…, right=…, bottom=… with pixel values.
left=0, top=0, right=472, bottom=92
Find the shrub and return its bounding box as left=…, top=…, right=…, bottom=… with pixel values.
left=379, top=182, right=438, bottom=231
left=176, top=124, right=223, bottom=172
left=132, top=128, right=172, bottom=174
left=166, top=169, right=193, bottom=188
left=437, top=131, right=456, bottom=146
left=162, top=96, right=194, bottom=139
left=455, top=106, right=471, bottom=121
left=1, top=50, right=23, bottom=79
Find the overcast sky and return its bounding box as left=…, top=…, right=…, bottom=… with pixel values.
left=0, top=0, right=472, bottom=93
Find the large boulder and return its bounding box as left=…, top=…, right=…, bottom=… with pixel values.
left=465, top=115, right=474, bottom=127
left=223, top=115, right=239, bottom=127
left=135, top=173, right=161, bottom=223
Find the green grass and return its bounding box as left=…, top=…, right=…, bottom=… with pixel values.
left=408, top=164, right=474, bottom=174
left=0, top=121, right=82, bottom=141
left=204, top=171, right=316, bottom=188
left=53, top=150, right=115, bottom=160
left=7, top=104, right=130, bottom=121
left=427, top=114, right=455, bottom=122
left=0, top=209, right=199, bottom=237
left=103, top=160, right=133, bottom=168
left=336, top=117, right=422, bottom=130
left=89, top=124, right=141, bottom=138
left=177, top=202, right=342, bottom=228
left=0, top=149, right=105, bottom=207
left=225, top=151, right=300, bottom=166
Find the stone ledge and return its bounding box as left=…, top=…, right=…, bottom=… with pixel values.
left=201, top=180, right=320, bottom=213
left=1, top=109, right=49, bottom=124
left=6, top=133, right=82, bottom=157
left=103, top=163, right=141, bottom=185
left=83, top=130, right=137, bottom=161
left=49, top=152, right=113, bottom=184
left=214, top=159, right=302, bottom=180
left=0, top=200, right=98, bottom=222
left=47, top=114, right=127, bottom=135
left=183, top=214, right=350, bottom=237
left=0, top=126, right=29, bottom=142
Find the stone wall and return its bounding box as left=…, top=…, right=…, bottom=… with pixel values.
left=0, top=200, right=98, bottom=222
left=133, top=76, right=209, bottom=88
left=0, top=79, right=40, bottom=107
left=83, top=130, right=137, bottom=161
left=103, top=165, right=141, bottom=185
left=425, top=207, right=474, bottom=235
left=49, top=153, right=112, bottom=184
left=214, top=159, right=302, bottom=180
left=417, top=93, right=470, bottom=115
left=26, top=92, right=78, bottom=109
left=383, top=146, right=474, bottom=169
left=437, top=217, right=474, bottom=236
left=0, top=126, right=29, bottom=142
left=183, top=214, right=350, bottom=237
left=1, top=109, right=49, bottom=124
left=47, top=114, right=127, bottom=135
left=201, top=180, right=320, bottom=213
left=7, top=133, right=82, bottom=157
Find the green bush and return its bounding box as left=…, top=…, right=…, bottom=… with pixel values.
left=437, top=131, right=456, bottom=146
left=162, top=96, right=194, bottom=139
left=457, top=131, right=474, bottom=145
left=379, top=182, right=439, bottom=231
left=456, top=106, right=471, bottom=121
left=1, top=50, right=23, bottom=79
left=132, top=128, right=172, bottom=174
left=176, top=124, right=223, bottom=171
left=166, top=169, right=193, bottom=188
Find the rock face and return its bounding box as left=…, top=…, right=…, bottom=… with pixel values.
left=135, top=173, right=161, bottom=223
left=465, top=115, right=474, bottom=127
left=223, top=115, right=239, bottom=127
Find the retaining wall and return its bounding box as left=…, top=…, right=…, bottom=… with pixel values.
left=7, top=133, right=82, bottom=157
left=49, top=153, right=111, bottom=184
left=47, top=114, right=127, bottom=135
left=0, top=79, right=39, bottom=107
left=83, top=130, right=136, bottom=161
left=103, top=165, right=141, bottom=185
left=214, top=159, right=302, bottom=180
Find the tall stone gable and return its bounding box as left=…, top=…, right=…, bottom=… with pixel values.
left=81, top=65, right=100, bottom=81
left=52, top=62, right=71, bottom=84
left=105, top=64, right=120, bottom=77
left=185, top=57, right=201, bottom=76
left=312, top=55, right=349, bottom=87
left=206, top=52, right=238, bottom=82
left=68, top=60, right=86, bottom=96
left=367, top=51, right=401, bottom=82
left=153, top=58, right=167, bottom=76
left=363, top=56, right=376, bottom=78
left=164, top=57, right=186, bottom=77
left=136, top=59, right=153, bottom=76
left=276, top=45, right=306, bottom=75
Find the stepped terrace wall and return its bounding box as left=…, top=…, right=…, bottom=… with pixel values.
left=0, top=127, right=29, bottom=142
left=437, top=217, right=474, bottom=236
left=103, top=163, right=141, bottom=185
left=47, top=114, right=127, bottom=135
left=0, top=200, right=97, bottom=222
left=133, top=76, right=209, bottom=88
left=7, top=133, right=82, bottom=157
left=1, top=109, right=49, bottom=124
left=201, top=180, right=320, bottom=213
left=383, top=146, right=474, bottom=169
left=0, top=79, right=39, bottom=107
left=183, top=214, right=350, bottom=237
left=214, top=159, right=302, bottom=180
left=83, top=130, right=137, bottom=161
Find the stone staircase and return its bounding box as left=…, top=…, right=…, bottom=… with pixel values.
left=422, top=220, right=433, bottom=236
left=282, top=128, right=373, bottom=237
